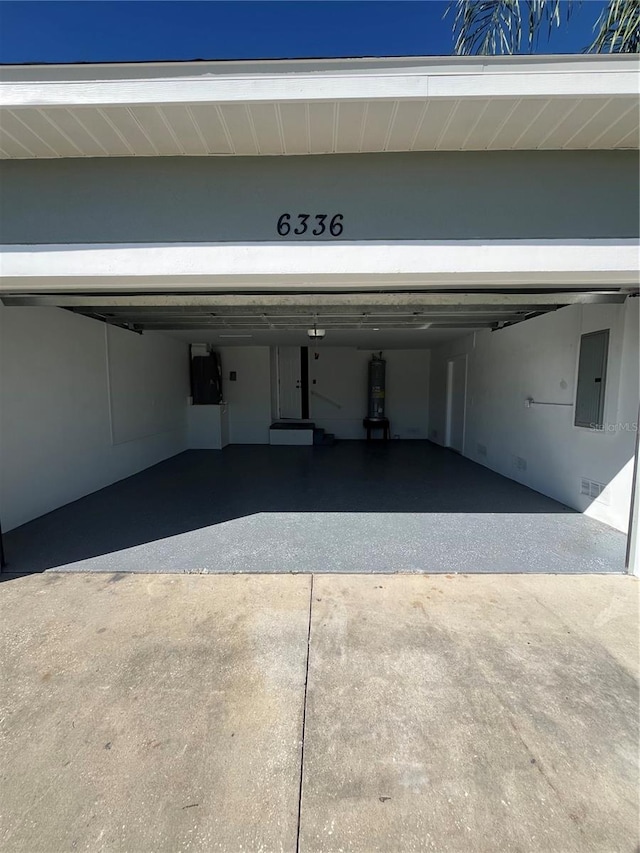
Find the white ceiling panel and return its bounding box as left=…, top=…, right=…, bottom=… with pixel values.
left=514, top=98, right=583, bottom=148
left=218, top=104, right=258, bottom=155
left=187, top=104, right=231, bottom=154
left=0, top=125, right=34, bottom=157
left=307, top=102, right=336, bottom=153
left=589, top=103, right=640, bottom=148
left=100, top=106, right=158, bottom=155
left=8, top=108, right=83, bottom=156
left=248, top=102, right=283, bottom=154
left=41, top=107, right=112, bottom=156
left=613, top=124, right=640, bottom=149
left=385, top=101, right=424, bottom=151
left=543, top=98, right=620, bottom=148
left=335, top=101, right=368, bottom=152
left=1, top=109, right=61, bottom=156
left=360, top=100, right=397, bottom=151
left=278, top=103, right=309, bottom=154
left=437, top=99, right=491, bottom=149
left=562, top=99, right=627, bottom=149
left=412, top=100, right=458, bottom=150
left=488, top=98, right=550, bottom=149
left=536, top=98, right=605, bottom=148
left=77, top=108, right=136, bottom=155
left=463, top=98, right=521, bottom=149
left=128, top=106, right=183, bottom=155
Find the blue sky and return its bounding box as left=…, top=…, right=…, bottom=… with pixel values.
left=0, top=1, right=607, bottom=64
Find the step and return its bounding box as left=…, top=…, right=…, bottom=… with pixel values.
left=318, top=433, right=336, bottom=446
left=270, top=421, right=316, bottom=431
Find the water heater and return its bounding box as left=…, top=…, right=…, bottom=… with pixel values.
left=367, top=353, right=386, bottom=419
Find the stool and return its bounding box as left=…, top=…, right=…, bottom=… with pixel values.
left=363, top=417, right=391, bottom=441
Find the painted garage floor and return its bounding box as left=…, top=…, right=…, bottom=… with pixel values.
left=3, top=442, right=627, bottom=576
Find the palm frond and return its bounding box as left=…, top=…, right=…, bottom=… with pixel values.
left=446, top=0, right=574, bottom=55
left=588, top=0, right=640, bottom=53
left=447, top=0, right=523, bottom=55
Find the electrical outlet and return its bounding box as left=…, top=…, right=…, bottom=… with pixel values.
left=430, top=429, right=438, bottom=440
left=477, top=443, right=487, bottom=457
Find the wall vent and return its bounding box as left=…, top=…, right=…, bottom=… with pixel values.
left=580, top=478, right=610, bottom=504
left=477, top=443, right=487, bottom=457
left=512, top=455, right=527, bottom=471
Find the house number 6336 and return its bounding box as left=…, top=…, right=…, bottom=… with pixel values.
left=277, top=213, right=344, bottom=237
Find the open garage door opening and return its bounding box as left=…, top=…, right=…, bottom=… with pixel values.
left=1, top=287, right=638, bottom=576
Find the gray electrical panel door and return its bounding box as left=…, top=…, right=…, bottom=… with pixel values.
left=574, top=329, right=609, bottom=429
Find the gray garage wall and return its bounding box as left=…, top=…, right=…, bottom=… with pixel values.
left=428, top=297, right=639, bottom=532
left=0, top=305, right=190, bottom=531
left=1, top=151, right=637, bottom=244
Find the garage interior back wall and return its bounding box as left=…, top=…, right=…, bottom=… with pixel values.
left=189, top=346, right=430, bottom=443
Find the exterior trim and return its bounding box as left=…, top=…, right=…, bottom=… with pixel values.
left=1, top=239, right=637, bottom=293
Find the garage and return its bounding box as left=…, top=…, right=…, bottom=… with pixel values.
left=1, top=55, right=638, bottom=576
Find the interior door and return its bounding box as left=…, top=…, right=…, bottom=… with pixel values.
left=278, top=346, right=302, bottom=419
left=446, top=355, right=467, bottom=453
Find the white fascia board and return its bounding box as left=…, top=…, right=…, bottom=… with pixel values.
left=1, top=241, right=637, bottom=293
left=1, top=68, right=637, bottom=108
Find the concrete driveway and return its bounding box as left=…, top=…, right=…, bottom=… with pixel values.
left=1, top=572, right=638, bottom=853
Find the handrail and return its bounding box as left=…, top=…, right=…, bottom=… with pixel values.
left=311, top=390, right=342, bottom=410
left=525, top=397, right=572, bottom=407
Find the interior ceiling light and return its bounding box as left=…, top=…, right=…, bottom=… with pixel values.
left=307, top=325, right=326, bottom=340
left=219, top=334, right=253, bottom=338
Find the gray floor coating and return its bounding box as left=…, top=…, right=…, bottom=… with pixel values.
left=2, top=442, right=626, bottom=576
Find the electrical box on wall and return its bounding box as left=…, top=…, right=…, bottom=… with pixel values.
left=190, top=345, right=223, bottom=405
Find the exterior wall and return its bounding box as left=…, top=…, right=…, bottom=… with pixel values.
left=309, top=348, right=430, bottom=439
left=1, top=151, right=637, bottom=245
left=429, top=297, right=639, bottom=532
left=0, top=305, right=189, bottom=531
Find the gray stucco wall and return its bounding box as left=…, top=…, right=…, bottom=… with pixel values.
left=1, top=150, right=637, bottom=244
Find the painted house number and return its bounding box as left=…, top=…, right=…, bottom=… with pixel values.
left=277, top=213, right=343, bottom=237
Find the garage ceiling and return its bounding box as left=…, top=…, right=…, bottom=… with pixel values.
left=3, top=290, right=632, bottom=347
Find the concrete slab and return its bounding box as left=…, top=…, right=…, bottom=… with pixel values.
left=2, top=572, right=637, bottom=853
left=300, top=574, right=639, bottom=853
left=0, top=573, right=310, bottom=853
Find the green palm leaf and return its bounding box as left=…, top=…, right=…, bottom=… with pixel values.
left=448, top=0, right=639, bottom=55
left=588, top=0, right=639, bottom=53
left=447, top=0, right=568, bottom=55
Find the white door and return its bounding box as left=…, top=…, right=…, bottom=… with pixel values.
left=278, top=346, right=301, bottom=419
left=446, top=355, right=467, bottom=453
